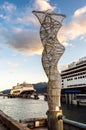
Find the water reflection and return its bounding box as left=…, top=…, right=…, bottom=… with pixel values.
left=0, top=96, right=48, bottom=121
left=62, top=103, right=86, bottom=124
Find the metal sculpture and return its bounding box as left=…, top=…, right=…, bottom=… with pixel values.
left=32, top=10, right=66, bottom=130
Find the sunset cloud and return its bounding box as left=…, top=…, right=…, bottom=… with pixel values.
left=59, top=6, right=86, bottom=45
left=0, top=1, right=86, bottom=55
left=74, top=6, right=86, bottom=17
left=6, top=30, right=42, bottom=54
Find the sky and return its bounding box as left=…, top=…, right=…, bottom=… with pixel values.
left=0, top=0, right=86, bottom=91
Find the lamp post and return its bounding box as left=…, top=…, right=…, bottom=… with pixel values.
left=32, top=10, right=66, bottom=130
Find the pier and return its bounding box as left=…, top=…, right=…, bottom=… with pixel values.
left=0, top=6, right=85, bottom=130
left=20, top=116, right=86, bottom=130
left=0, top=110, right=30, bottom=130
left=0, top=100, right=86, bottom=130
left=0, top=109, right=86, bottom=130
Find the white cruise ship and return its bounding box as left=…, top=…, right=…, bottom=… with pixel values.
left=10, top=82, right=35, bottom=95
left=61, top=57, right=86, bottom=89
left=61, top=57, right=86, bottom=105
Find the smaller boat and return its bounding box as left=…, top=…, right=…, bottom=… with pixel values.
left=10, top=82, right=35, bottom=96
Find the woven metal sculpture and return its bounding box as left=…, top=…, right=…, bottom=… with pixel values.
left=33, top=10, right=65, bottom=130
left=33, top=10, right=66, bottom=130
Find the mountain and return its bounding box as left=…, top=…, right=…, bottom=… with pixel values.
left=0, top=82, right=47, bottom=94
left=1, top=89, right=11, bottom=94
left=33, top=82, right=47, bottom=94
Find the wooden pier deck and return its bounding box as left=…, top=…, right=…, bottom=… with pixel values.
left=32, top=128, right=47, bottom=130
left=0, top=110, right=30, bottom=130
left=0, top=123, right=47, bottom=130
left=0, top=121, right=48, bottom=130
left=0, top=109, right=86, bottom=130
left=0, top=122, right=7, bottom=130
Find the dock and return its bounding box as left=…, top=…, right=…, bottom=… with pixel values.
left=0, top=109, right=86, bottom=130
left=0, top=109, right=48, bottom=130
left=32, top=127, right=48, bottom=130
left=20, top=117, right=86, bottom=130
left=0, top=110, right=30, bottom=130
left=0, top=122, right=7, bottom=130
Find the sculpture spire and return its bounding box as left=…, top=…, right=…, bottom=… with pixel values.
left=33, top=10, right=66, bottom=130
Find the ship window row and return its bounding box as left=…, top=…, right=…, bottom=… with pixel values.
left=67, top=78, right=73, bottom=81
left=13, top=90, right=20, bottom=93
left=74, top=75, right=86, bottom=79
left=61, top=66, right=86, bottom=75
left=67, top=84, right=86, bottom=87
left=78, top=76, right=84, bottom=79
left=62, top=71, right=86, bottom=79
left=62, top=73, right=86, bottom=79
left=67, top=75, right=86, bottom=81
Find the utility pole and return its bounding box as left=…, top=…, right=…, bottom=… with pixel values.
left=33, top=10, right=66, bottom=130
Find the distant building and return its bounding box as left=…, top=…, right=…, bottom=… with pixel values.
left=61, top=57, right=86, bottom=89
left=10, top=82, right=35, bottom=95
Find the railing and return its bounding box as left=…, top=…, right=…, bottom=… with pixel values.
left=63, top=118, right=86, bottom=130
left=20, top=116, right=86, bottom=130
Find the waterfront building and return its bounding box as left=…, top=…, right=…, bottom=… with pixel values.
left=61, top=57, right=86, bottom=105
left=10, top=82, right=35, bottom=96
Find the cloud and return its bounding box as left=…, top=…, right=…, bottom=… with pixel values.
left=13, top=27, right=23, bottom=33
left=58, top=6, right=86, bottom=45
left=34, top=0, right=55, bottom=11
left=74, top=6, right=86, bottom=17
left=17, top=0, right=55, bottom=25
left=79, top=35, right=86, bottom=42
left=6, top=30, right=43, bottom=54
left=17, top=14, right=36, bottom=25
left=61, top=42, right=74, bottom=47
left=0, top=2, right=86, bottom=55
left=0, top=0, right=55, bottom=55
left=8, top=71, right=14, bottom=74
left=0, top=14, right=7, bottom=19
left=1, top=2, right=16, bottom=13
left=0, top=2, right=16, bottom=21
left=58, top=65, right=68, bottom=72
left=8, top=62, right=18, bottom=67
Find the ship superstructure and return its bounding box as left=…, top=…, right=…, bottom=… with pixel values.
left=61, top=57, right=86, bottom=105
left=61, top=57, right=86, bottom=89
left=10, top=82, right=35, bottom=95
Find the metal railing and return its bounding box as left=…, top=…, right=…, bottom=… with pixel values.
left=63, top=118, right=86, bottom=130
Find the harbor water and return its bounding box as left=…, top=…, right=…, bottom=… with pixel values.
left=0, top=96, right=48, bottom=121
left=0, top=96, right=86, bottom=124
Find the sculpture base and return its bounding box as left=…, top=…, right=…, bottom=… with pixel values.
left=47, top=109, right=63, bottom=130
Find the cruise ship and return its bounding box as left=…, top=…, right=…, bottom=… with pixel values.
left=10, top=82, right=35, bottom=96
left=61, top=57, right=86, bottom=88
left=61, top=57, right=86, bottom=105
